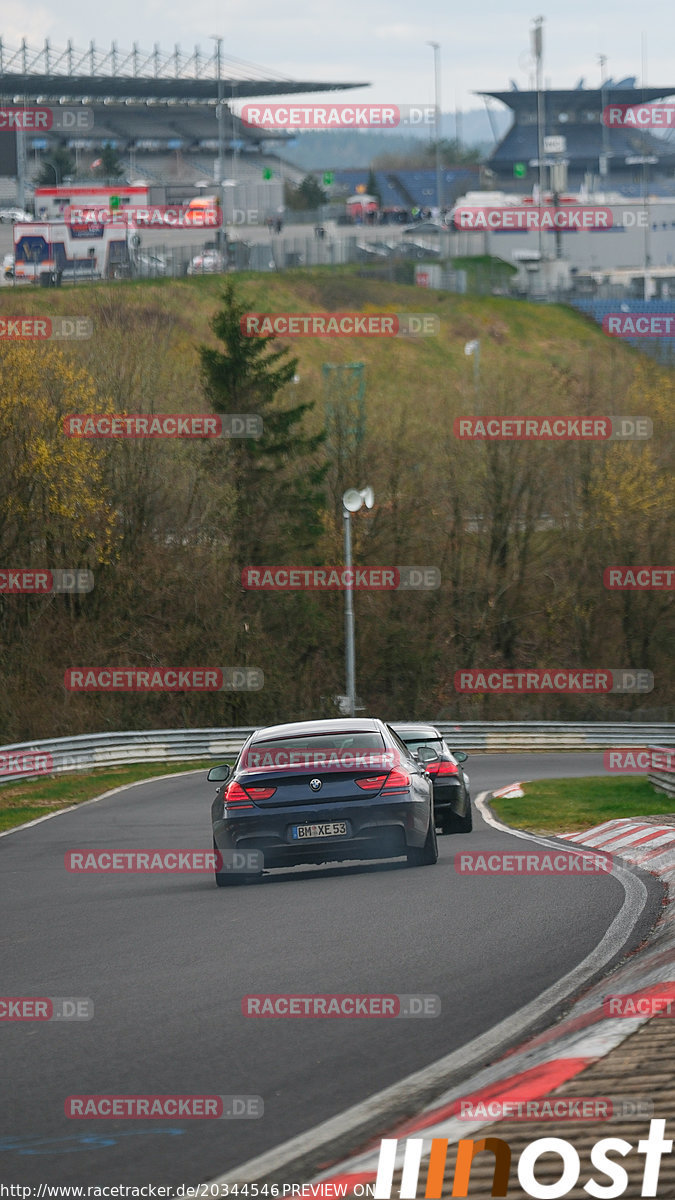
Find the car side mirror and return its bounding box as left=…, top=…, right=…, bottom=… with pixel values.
left=453, top=750, right=468, bottom=763
left=417, top=745, right=439, bottom=764
left=207, top=763, right=231, bottom=783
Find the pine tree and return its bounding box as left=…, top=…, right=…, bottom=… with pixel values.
left=199, top=279, right=328, bottom=566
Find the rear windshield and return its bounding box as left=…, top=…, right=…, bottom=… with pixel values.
left=252, top=732, right=385, bottom=753
left=400, top=736, right=444, bottom=754
left=241, top=731, right=388, bottom=770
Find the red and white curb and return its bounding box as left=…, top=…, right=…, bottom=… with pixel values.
left=304, top=816, right=675, bottom=1191
left=492, top=782, right=525, bottom=799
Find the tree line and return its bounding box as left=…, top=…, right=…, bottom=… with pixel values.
left=0, top=276, right=672, bottom=742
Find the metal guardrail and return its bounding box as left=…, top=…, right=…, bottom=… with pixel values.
left=436, top=723, right=675, bottom=753
left=647, top=746, right=675, bottom=800
left=1, top=723, right=675, bottom=783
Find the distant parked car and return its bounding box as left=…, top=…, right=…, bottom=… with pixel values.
left=133, top=252, right=168, bottom=277
left=0, top=208, right=32, bottom=224
left=393, top=241, right=442, bottom=261
left=401, top=220, right=449, bottom=235
left=186, top=250, right=226, bottom=275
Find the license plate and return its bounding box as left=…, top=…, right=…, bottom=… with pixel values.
left=292, top=821, right=348, bottom=840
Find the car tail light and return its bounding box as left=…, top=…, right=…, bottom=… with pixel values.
left=223, top=781, right=254, bottom=810
left=382, top=768, right=411, bottom=795
left=355, top=774, right=388, bottom=791
left=427, top=760, right=459, bottom=776
left=245, top=786, right=277, bottom=800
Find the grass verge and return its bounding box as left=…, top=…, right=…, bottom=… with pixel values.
left=490, top=775, right=674, bottom=835
left=0, top=760, right=230, bottom=833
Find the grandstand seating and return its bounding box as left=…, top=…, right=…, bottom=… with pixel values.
left=571, top=297, right=675, bottom=363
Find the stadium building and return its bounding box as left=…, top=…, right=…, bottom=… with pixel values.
left=479, top=80, right=675, bottom=193
left=0, top=38, right=367, bottom=204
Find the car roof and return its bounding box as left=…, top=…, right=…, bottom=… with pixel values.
left=391, top=723, right=441, bottom=738
left=250, top=717, right=382, bottom=743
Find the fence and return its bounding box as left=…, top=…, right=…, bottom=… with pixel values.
left=1, top=723, right=674, bottom=783
left=2, top=226, right=487, bottom=286
left=648, top=747, right=675, bottom=800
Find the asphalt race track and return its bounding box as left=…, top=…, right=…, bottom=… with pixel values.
left=0, top=753, right=661, bottom=1186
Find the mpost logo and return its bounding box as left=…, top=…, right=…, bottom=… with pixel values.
left=454, top=669, right=653, bottom=693
left=372, top=1124, right=674, bottom=1198
left=604, top=748, right=675, bottom=773
left=604, top=103, right=675, bottom=128
left=0, top=106, right=93, bottom=130
left=0, top=317, right=93, bottom=341
left=63, top=414, right=262, bottom=439
left=241, top=567, right=441, bottom=590
left=66, top=205, right=222, bottom=229
left=65, top=1095, right=262, bottom=1119
left=240, top=314, right=439, bottom=338
left=603, top=314, right=675, bottom=338
left=242, top=994, right=440, bottom=1018
left=604, top=566, right=675, bottom=589
left=0, top=997, right=93, bottom=1021
left=455, top=850, right=613, bottom=875
left=453, top=416, right=652, bottom=440
left=0, top=569, right=93, bottom=593
left=64, top=668, right=264, bottom=691
left=240, top=104, right=436, bottom=130
left=65, top=849, right=263, bottom=874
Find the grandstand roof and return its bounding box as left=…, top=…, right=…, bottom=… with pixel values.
left=479, top=87, right=675, bottom=109
left=0, top=38, right=367, bottom=102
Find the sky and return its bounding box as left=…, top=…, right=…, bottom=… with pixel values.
left=3, top=0, right=675, bottom=116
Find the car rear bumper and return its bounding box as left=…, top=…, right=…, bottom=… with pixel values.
left=212, top=796, right=429, bottom=867
left=432, top=780, right=468, bottom=817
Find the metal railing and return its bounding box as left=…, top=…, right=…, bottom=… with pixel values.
left=648, top=747, right=675, bottom=800
left=1, top=723, right=674, bottom=783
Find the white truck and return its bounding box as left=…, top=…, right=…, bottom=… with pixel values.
left=13, top=218, right=131, bottom=284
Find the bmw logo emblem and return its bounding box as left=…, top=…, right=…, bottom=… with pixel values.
left=309, top=778, right=322, bottom=792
